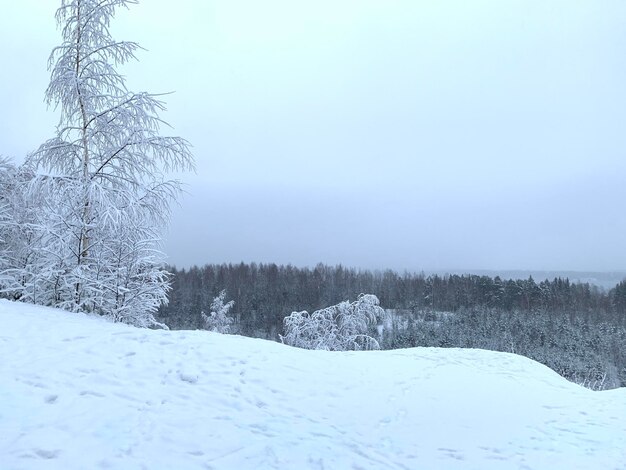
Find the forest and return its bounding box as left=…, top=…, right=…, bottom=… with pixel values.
left=157, top=263, right=626, bottom=390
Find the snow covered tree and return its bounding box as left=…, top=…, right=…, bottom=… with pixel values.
left=0, top=159, right=46, bottom=301
left=202, top=290, right=234, bottom=334
left=0, top=157, right=15, bottom=293
left=281, top=294, right=387, bottom=351
left=18, top=0, right=193, bottom=326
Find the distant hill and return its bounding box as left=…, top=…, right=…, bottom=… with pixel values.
left=425, top=270, right=626, bottom=290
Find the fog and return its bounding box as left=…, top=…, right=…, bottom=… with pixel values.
left=2, top=0, right=626, bottom=272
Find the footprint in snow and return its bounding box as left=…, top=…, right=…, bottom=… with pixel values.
left=438, top=448, right=465, bottom=461
left=79, top=390, right=105, bottom=398
left=34, top=448, right=60, bottom=459
left=62, top=336, right=87, bottom=342
left=44, top=394, right=58, bottom=404
left=178, top=371, right=198, bottom=384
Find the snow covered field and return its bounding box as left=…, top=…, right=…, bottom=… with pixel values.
left=1, top=299, right=624, bottom=470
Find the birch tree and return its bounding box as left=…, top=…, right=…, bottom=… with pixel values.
left=22, top=0, right=194, bottom=326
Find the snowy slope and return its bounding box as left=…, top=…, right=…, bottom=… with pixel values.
left=1, top=300, right=624, bottom=470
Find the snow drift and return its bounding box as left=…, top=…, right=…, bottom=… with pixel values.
left=0, top=299, right=624, bottom=469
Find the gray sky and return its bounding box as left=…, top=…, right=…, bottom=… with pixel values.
left=2, top=0, right=626, bottom=272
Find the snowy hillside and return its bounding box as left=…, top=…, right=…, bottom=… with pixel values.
left=1, top=300, right=625, bottom=470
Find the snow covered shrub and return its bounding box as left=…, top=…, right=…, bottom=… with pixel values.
left=0, top=158, right=12, bottom=293
left=281, top=294, right=387, bottom=351
left=202, top=290, right=234, bottom=334
left=0, top=160, right=45, bottom=301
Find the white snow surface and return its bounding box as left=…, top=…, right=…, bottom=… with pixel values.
left=1, top=299, right=625, bottom=470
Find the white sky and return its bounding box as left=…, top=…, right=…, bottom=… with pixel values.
left=2, top=0, right=626, bottom=272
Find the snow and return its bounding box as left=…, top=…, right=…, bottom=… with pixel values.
left=1, top=299, right=625, bottom=470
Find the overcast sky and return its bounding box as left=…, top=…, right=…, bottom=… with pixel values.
left=2, top=0, right=626, bottom=272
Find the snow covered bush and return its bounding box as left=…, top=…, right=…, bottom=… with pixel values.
left=202, top=290, right=234, bottom=334
left=0, top=158, right=13, bottom=292
left=281, top=294, right=387, bottom=351
left=0, top=160, right=45, bottom=301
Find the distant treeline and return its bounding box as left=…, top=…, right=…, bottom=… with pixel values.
left=157, top=263, right=626, bottom=389
left=157, top=262, right=626, bottom=337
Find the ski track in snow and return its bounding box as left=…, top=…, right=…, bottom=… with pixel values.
left=0, top=299, right=625, bottom=470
